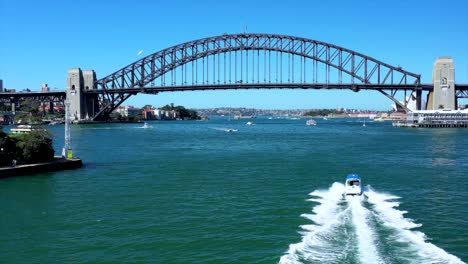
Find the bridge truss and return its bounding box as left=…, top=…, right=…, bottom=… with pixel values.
left=92, top=33, right=422, bottom=120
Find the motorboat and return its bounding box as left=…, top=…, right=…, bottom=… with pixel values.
left=225, top=128, right=238, bottom=132
left=246, top=121, right=254, bottom=126
left=306, top=119, right=317, bottom=126
left=344, top=174, right=362, bottom=196
left=142, top=122, right=153, bottom=129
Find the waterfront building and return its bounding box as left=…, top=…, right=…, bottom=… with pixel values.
left=395, top=109, right=468, bottom=128
left=115, top=106, right=140, bottom=118
left=142, top=109, right=154, bottom=120
left=154, top=109, right=164, bottom=119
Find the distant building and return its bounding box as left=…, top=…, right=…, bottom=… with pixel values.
left=396, top=109, right=468, bottom=128
left=115, top=106, right=140, bottom=117
left=142, top=108, right=156, bottom=120
left=0, top=79, right=3, bottom=92
left=41, top=84, right=50, bottom=92
left=0, top=114, right=12, bottom=125
left=154, top=109, right=164, bottom=119
left=39, top=103, right=65, bottom=113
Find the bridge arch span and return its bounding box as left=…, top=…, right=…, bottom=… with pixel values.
left=92, top=33, right=421, bottom=120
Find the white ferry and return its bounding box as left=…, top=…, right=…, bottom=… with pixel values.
left=10, top=125, right=45, bottom=134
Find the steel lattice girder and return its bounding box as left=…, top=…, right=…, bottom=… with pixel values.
left=92, top=33, right=423, bottom=119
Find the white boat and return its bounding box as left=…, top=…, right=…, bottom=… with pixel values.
left=344, top=174, right=362, bottom=196
left=246, top=121, right=254, bottom=126
left=10, top=125, right=45, bottom=134
left=306, top=119, right=317, bottom=126
left=234, top=115, right=255, bottom=119
left=225, top=128, right=238, bottom=132
left=142, top=122, right=153, bottom=129
left=323, top=117, right=328, bottom=120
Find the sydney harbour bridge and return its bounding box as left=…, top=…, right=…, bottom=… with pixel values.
left=1, top=33, right=467, bottom=120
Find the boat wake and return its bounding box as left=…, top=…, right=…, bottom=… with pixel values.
left=138, top=122, right=153, bottom=129
left=212, top=127, right=238, bottom=132
left=279, top=183, right=464, bottom=264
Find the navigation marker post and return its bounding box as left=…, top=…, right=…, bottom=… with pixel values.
left=62, top=91, right=75, bottom=159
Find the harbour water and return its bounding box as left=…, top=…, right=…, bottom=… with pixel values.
left=0, top=118, right=466, bottom=263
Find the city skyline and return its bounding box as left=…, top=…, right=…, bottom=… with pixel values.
left=1, top=0, right=467, bottom=110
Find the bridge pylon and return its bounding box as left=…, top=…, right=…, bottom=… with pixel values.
left=67, top=68, right=99, bottom=121
left=427, top=57, right=456, bottom=110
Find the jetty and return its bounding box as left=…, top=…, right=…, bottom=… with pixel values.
left=0, top=156, right=82, bottom=179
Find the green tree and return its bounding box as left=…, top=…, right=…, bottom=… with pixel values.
left=304, top=109, right=344, bottom=117
left=14, top=130, right=54, bottom=165
left=0, top=131, right=18, bottom=166
left=160, top=104, right=200, bottom=120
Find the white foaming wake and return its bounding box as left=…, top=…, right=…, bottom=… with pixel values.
left=365, top=187, right=465, bottom=264
left=279, top=182, right=348, bottom=264
left=348, top=196, right=385, bottom=264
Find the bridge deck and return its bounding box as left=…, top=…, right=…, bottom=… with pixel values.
left=84, top=83, right=433, bottom=94
left=1, top=83, right=467, bottom=99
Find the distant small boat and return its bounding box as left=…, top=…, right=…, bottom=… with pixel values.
left=225, top=128, right=238, bottom=132
left=363, top=120, right=366, bottom=127
left=306, top=119, right=317, bottom=126
left=49, top=121, right=59, bottom=126
left=344, top=174, right=362, bottom=196
left=234, top=115, right=255, bottom=119
left=323, top=117, right=328, bottom=120
left=246, top=121, right=254, bottom=126
left=142, top=122, right=153, bottom=129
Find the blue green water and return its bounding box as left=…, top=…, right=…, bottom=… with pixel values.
left=1, top=118, right=466, bottom=263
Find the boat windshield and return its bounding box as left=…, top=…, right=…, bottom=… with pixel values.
left=348, top=180, right=360, bottom=186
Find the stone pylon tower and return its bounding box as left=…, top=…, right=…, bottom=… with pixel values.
left=67, top=68, right=99, bottom=120
left=427, top=57, right=455, bottom=110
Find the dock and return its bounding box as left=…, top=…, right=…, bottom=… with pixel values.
left=0, top=157, right=82, bottom=179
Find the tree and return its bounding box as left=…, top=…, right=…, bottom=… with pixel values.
left=0, top=131, right=18, bottom=166
left=160, top=104, right=200, bottom=120
left=15, top=130, right=54, bottom=164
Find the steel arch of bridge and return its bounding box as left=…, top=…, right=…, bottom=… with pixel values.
left=93, top=33, right=421, bottom=120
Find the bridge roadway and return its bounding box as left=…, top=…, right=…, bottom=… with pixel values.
left=0, top=83, right=467, bottom=104
left=85, top=83, right=433, bottom=94
left=1, top=83, right=467, bottom=99
left=0, top=91, right=66, bottom=103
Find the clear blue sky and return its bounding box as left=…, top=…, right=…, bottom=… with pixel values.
left=1, top=0, right=467, bottom=110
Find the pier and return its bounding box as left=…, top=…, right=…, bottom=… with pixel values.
left=0, top=157, right=82, bottom=179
